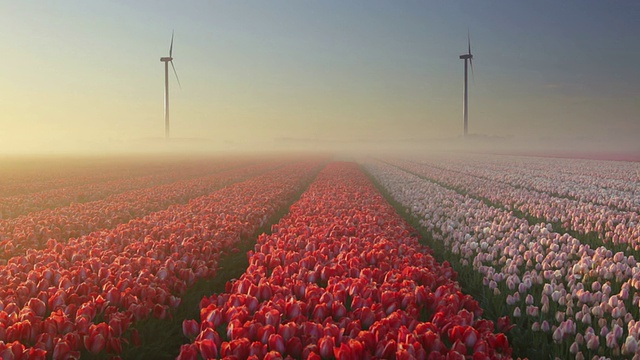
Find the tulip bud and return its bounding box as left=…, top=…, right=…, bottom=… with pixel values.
left=569, top=341, right=579, bottom=354
left=586, top=335, right=599, bottom=350
left=541, top=321, right=550, bottom=333
left=285, top=337, right=303, bottom=358
left=182, top=319, right=199, bottom=339
left=463, top=327, right=478, bottom=348
left=318, top=336, right=335, bottom=359
left=83, top=333, right=106, bottom=355
left=177, top=344, right=199, bottom=360
left=552, top=327, right=564, bottom=343
left=513, top=307, right=521, bottom=318
left=525, top=294, right=533, bottom=305
left=606, top=331, right=619, bottom=349
left=623, top=335, right=639, bottom=354
left=531, top=322, right=540, bottom=332
left=268, top=334, right=286, bottom=354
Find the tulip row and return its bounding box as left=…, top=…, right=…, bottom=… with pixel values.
left=0, top=161, right=283, bottom=262
left=0, top=158, right=254, bottom=220
left=0, top=160, right=322, bottom=359
left=413, top=154, right=639, bottom=212
left=386, top=158, right=640, bottom=255
left=364, top=159, right=640, bottom=358
left=179, top=162, right=513, bottom=360
left=0, top=156, right=189, bottom=198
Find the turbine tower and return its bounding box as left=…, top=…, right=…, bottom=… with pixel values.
left=459, top=32, right=474, bottom=137
left=160, top=31, right=181, bottom=139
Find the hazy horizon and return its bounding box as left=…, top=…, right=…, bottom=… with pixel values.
left=1, top=1, right=639, bottom=156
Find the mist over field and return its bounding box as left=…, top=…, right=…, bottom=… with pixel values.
left=1, top=1, right=638, bottom=159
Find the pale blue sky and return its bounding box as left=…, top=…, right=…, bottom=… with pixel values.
left=1, top=1, right=639, bottom=153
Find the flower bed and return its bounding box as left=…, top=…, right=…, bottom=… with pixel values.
left=0, top=159, right=251, bottom=220
left=386, top=157, right=640, bottom=254
left=409, top=154, right=639, bottom=212
left=0, top=160, right=321, bottom=359
left=365, top=159, right=640, bottom=359
left=180, top=162, right=512, bottom=360
left=0, top=161, right=282, bottom=261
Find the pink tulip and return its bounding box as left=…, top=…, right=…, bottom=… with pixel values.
left=623, top=335, right=638, bottom=354
left=586, top=334, right=600, bottom=350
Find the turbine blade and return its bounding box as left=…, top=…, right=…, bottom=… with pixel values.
left=467, top=29, right=471, bottom=55
left=169, top=30, right=174, bottom=57
left=170, top=60, right=181, bottom=89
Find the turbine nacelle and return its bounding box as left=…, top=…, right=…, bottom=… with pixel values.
left=459, top=54, right=473, bottom=60
left=160, top=57, right=173, bottom=62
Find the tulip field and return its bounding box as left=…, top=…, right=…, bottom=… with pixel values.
left=364, top=154, right=640, bottom=359
left=0, top=154, right=638, bottom=359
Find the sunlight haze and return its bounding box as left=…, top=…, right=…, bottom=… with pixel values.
left=1, top=1, right=639, bottom=155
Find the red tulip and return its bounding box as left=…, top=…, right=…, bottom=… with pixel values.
left=109, top=337, right=123, bottom=355
left=278, top=322, right=297, bottom=341
left=331, top=302, right=347, bottom=319
left=496, top=316, right=514, bottom=334
left=259, top=325, right=276, bottom=344
left=311, top=303, right=331, bottom=323
left=197, top=328, right=222, bottom=348
left=245, top=296, right=259, bottom=313
left=130, top=328, right=142, bottom=347
left=446, top=350, right=466, bottom=360
left=265, top=309, right=281, bottom=327
left=358, top=307, right=375, bottom=329
left=105, top=287, right=121, bottom=306
left=375, top=339, right=397, bottom=358
left=169, top=295, right=182, bottom=308
left=318, top=335, right=335, bottom=359
left=153, top=304, right=168, bottom=319
left=487, top=333, right=510, bottom=355
left=463, top=327, right=479, bottom=348
left=257, top=283, right=273, bottom=301
left=224, top=338, right=251, bottom=358
left=34, top=332, right=55, bottom=353
left=285, top=300, right=302, bottom=319
left=177, top=344, right=199, bottom=360
left=202, top=307, right=223, bottom=328
left=303, top=344, right=321, bottom=360
left=53, top=340, right=81, bottom=360
left=357, top=331, right=376, bottom=349
left=334, top=342, right=354, bottom=360
left=248, top=341, right=267, bottom=358
left=83, top=333, right=106, bottom=354
left=286, top=337, right=303, bottom=358
left=26, top=348, right=47, bottom=360
left=182, top=319, right=200, bottom=339
left=268, top=333, right=286, bottom=354
left=26, top=298, right=46, bottom=318
left=195, top=339, right=218, bottom=359
left=302, top=322, right=324, bottom=341
left=450, top=340, right=467, bottom=356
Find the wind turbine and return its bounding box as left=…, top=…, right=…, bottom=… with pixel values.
left=459, top=31, right=474, bottom=137
left=160, top=31, right=181, bottom=139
